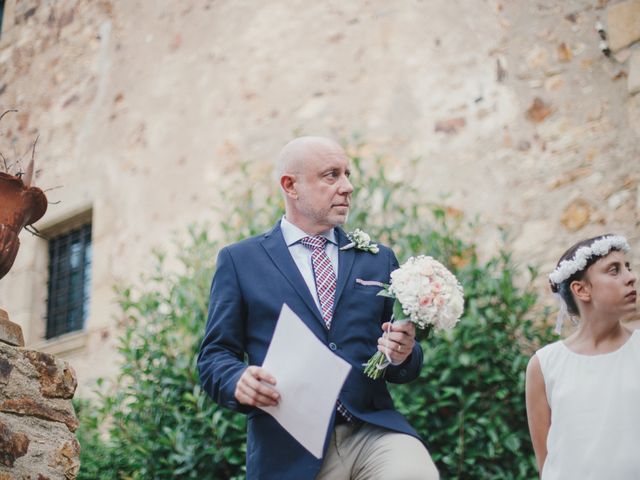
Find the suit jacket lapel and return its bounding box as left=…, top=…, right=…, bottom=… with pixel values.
left=260, top=222, right=325, bottom=327
left=334, top=227, right=355, bottom=312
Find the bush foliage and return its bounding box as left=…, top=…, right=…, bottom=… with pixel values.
left=77, top=147, right=555, bottom=479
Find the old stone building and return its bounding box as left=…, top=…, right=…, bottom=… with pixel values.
left=0, top=319, right=80, bottom=479
left=0, top=0, right=638, bottom=396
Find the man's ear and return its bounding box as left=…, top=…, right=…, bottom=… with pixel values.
left=570, top=279, right=591, bottom=304
left=280, top=174, right=298, bottom=199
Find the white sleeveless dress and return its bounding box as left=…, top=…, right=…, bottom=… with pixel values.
left=536, top=329, right=640, bottom=480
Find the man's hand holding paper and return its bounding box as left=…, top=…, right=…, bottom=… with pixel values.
left=234, top=366, right=280, bottom=407
left=258, top=303, right=351, bottom=459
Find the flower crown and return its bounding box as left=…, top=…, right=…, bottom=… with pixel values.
left=548, top=235, right=630, bottom=287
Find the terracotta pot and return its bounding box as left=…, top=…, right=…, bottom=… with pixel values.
left=0, top=172, right=48, bottom=279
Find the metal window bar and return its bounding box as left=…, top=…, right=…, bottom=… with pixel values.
left=0, top=0, right=4, bottom=39
left=46, top=223, right=92, bottom=339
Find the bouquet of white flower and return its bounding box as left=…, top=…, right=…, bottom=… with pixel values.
left=363, top=255, right=464, bottom=379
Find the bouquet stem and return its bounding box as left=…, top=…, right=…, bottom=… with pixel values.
left=363, top=351, right=389, bottom=380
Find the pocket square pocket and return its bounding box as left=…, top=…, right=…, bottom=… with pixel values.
left=355, top=278, right=385, bottom=287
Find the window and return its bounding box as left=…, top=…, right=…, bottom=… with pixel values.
left=46, top=223, right=92, bottom=339
left=0, top=1, right=4, bottom=39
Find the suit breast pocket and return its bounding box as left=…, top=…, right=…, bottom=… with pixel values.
left=353, top=278, right=385, bottom=296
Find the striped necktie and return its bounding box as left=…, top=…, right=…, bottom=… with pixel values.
left=300, top=235, right=354, bottom=424
left=300, top=235, right=336, bottom=329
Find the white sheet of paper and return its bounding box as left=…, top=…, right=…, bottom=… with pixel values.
left=260, top=303, right=352, bottom=459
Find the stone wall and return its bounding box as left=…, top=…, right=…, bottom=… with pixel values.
left=0, top=314, right=79, bottom=480
left=0, top=0, right=638, bottom=393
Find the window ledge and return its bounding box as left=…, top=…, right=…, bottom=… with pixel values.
left=29, top=330, right=88, bottom=356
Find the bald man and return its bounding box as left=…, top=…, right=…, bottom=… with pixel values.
left=198, top=137, right=438, bottom=479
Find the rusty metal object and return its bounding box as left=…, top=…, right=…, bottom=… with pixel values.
left=0, top=225, right=19, bottom=280
left=0, top=171, right=48, bottom=279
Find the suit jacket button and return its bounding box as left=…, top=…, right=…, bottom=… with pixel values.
left=329, top=342, right=337, bottom=351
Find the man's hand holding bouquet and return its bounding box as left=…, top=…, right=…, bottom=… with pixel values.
left=364, top=255, right=465, bottom=379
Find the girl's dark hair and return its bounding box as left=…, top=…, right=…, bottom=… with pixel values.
left=551, top=234, right=623, bottom=316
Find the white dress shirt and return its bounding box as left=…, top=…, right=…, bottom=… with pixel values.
left=280, top=216, right=339, bottom=313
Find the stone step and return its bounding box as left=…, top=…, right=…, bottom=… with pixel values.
left=0, top=309, right=25, bottom=347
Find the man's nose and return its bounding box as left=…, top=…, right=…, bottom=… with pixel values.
left=339, top=175, right=354, bottom=194
left=626, top=267, right=637, bottom=285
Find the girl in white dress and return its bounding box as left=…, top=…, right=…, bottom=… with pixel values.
left=525, top=234, right=639, bottom=480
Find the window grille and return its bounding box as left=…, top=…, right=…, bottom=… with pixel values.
left=46, top=223, right=92, bottom=339
left=0, top=1, right=5, bottom=39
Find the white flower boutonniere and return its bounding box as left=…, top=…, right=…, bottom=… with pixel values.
left=340, top=229, right=379, bottom=254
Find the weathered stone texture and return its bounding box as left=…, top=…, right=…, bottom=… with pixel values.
left=0, top=357, right=13, bottom=385
left=561, top=198, right=593, bottom=232
left=50, top=440, right=81, bottom=479
left=0, top=413, right=80, bottom=479
left=0, top=310, right=25, bottom=347
left=629, top=50, right=640, bottom=95
left=0, top=398, right=79, bottom=432
left=0, top=420, right=29, bottom=467
left=23, top=351, right=77, bottom=399
left=0, top=342, right=79, bottom=479
left=629, top=93, right=640, bottom=135
left=14, top=0, right=42, bottom=26
left=606, top=0, right=640, bottom=51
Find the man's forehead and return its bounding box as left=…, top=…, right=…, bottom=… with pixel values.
left=307, top=145, right=349, bottom=167
left=279, top=137, right=349, bottom=174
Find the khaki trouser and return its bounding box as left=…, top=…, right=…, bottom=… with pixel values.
left=316, top=423, right=440, bottom=480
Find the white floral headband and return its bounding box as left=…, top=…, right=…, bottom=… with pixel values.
left=548, top=235, right=631, bottom=288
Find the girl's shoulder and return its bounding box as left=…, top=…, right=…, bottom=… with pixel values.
left=534, top=339, right=566, bottom=376
left=535, top=338, right=564, bottom=358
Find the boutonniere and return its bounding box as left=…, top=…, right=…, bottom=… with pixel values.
left=340, top=229, right=379, bottom=254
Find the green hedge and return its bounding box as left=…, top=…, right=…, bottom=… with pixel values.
left=77, top=148, right=555, bottom=479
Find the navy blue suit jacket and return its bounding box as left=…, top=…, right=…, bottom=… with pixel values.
left=197, top=222, right=424, bottom=479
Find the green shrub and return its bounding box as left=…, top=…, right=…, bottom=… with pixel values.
left=77, top=145, right=555, bottom=479
left=77, top=228, right=247, bottom=479
left=75, top=397, right=116, bottom=480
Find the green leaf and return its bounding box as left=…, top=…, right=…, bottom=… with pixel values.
left=393, top=299, right=406, bottom=321
left=376, top=288, right=394, bottom=298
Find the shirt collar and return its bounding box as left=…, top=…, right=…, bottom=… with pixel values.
left=280, top=216, right=337, bottom=247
